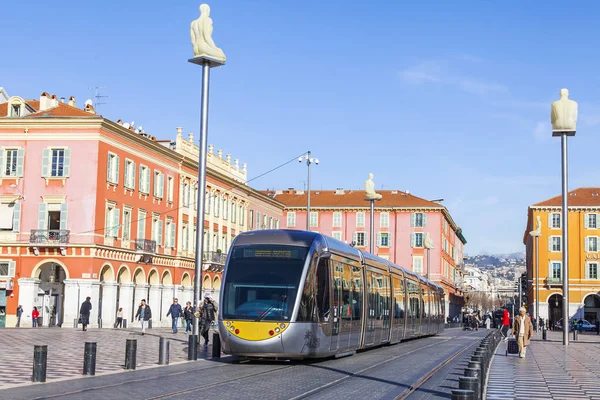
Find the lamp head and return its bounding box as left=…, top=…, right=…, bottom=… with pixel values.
left=298, top=157, right=303, bottom=163
left=314, top=159, right=319, bottom=165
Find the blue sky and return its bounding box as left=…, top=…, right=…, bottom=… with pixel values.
left=3, top=1, right=600, bottom=254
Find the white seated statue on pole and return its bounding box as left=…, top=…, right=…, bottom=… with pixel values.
left=551, top=88, right=578, bottom=134
left=365, top=173, right=382, bottom=200
left=190, top=4, right=227, bottom=64
left=529, top=216, right=542, bottom=237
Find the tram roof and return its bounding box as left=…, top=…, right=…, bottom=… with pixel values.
left=234, top=229, right=319, bottom=248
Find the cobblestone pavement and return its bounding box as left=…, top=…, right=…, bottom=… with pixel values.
left=487, top=330, right=600, bottom=400
left=0, top=328, right=488, bottom=400
left=0, top=326, right=215, bottom=389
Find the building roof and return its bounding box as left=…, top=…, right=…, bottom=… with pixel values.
left=263, top=189, right=444, bottom=209
left=532, top=187, right=600, bottom=207
left=0, top=99, right=97, bottom=118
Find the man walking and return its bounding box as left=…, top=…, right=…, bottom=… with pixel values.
left=16, top=305, right=23, bottom=327
left=166, top=298, right=183, bottom=334
left=79, top=296, right=92, bottom=331
left=135, top=299, right=152, bottom=335
left=513, top=307, right=533, bottom=358
left=200, top=294, right=218, bottom=347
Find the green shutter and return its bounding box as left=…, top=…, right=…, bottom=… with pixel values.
left=16, top=148, right=24, bottom=176
left=63, top=149, right=71, bottom=177
left=37, top=203, right=48, bottom=229
left=171, top=222, right=176, bottom=247
left=410, top=213, right=415, bottom=227
left=423, top=214, right=427, bottom=227
left=112, top=208, right=120, bottom=238
left=159, top=174, right=164, bottom=198
left=60, top=203, right=68, bottom=230
left=139, top=166, right=144, bottom=192
left=0, top=150, right=4, bottom=176
left=145, top=168, right=150, bottom=194
left=8, top=261, right=16, bottom=277
left=137, top=215, right=145, bottom=240
left=12, top=202, right=21, bottom=232
left=41, top=149, right=50, bottom=177
left=131, top=162, right=136, bottom=189
left=548, top=236, right=552, bottom=250
left=377, top=233, right=381, bottom=247
left=115, top=156, right=120, bottom=184
left=411, top=233, right=416, bottom=248
left=106, top=154, right=113, bottom=182
left=157, top=220, right=163, bottom=246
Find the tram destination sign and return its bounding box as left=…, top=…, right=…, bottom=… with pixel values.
left=242, top=247, right=304, bottom=259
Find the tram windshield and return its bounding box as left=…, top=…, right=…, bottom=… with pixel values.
left=222, top=244, right=309, bottom=321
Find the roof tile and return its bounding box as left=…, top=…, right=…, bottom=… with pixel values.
left=0, top=99, right=98, bottom=118
left=263, top=190, right=444, bottom=208
left=533, top=187, right=600, bottom=207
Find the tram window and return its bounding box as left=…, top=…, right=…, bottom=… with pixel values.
left=351, top=265, right=362, bottom=319
left=297, top=253, right=317, bottom=322
left=392, top=276, right=405, bottom=319
left=315, top=258, right=330, bottom=321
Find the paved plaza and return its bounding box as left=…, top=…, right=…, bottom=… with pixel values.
left=0, top=326, right=214, bottom=389
left=487, top=330, right=600, bottom=400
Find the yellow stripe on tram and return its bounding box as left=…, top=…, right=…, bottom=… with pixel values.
left=223, top=320, right=290, bottom=341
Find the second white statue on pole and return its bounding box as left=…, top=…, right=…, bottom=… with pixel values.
left=190, top=4, right=227, bottom=63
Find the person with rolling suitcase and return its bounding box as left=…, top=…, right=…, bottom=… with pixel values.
left=511, top=307, right=533, bottom=358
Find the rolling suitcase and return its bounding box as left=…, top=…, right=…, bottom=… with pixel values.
left=506, top=336, right=519, bottom=356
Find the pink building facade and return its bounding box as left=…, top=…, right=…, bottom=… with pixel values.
left=265, top=188, right=467, bottom=317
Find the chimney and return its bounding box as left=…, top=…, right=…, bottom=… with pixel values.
left=68, top=96, right=76, bottom=107
left=39, top=92, right=52, bottom=111
left=50, top=94, right=59, bottom=107
left=60, top=97, right=65, bottom=103
left=288, top=188, right=294, bottom=194
left=84, top=99, right=95, bottom=114
left=335, top=188, right=345, bottom=195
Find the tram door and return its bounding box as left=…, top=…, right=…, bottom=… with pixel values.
left=330, top=261, right=352, bottom=352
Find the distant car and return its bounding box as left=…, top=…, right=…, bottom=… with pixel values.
left=556, top=318, right=596, bottom=332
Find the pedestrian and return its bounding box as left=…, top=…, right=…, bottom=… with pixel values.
left=166, top=298, right=183, bottom=334
left=512, top=307, right=533, bottom=358
left=135, top=299, right=152, bottom=335
left=79, top=296, right=92, bottom=331
left=32, top=306, right=39, bottom=327
left=199, top=294, right=217, bottom=347
left=16, top=305, right=23, bottom=327
left=501, top=307, right=511, bottom=341
left=485, top=316, right=491, bottom=329
left=115, top=307, right=124, bottom=328
left=183, top=301, right=194, bottom=334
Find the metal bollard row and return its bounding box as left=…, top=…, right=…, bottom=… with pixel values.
left=457, top=330, right=502, bottom=400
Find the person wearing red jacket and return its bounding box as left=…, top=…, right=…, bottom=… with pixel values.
left=32, top=307, right=40, bottom=328
left=501, top=308, right=511, bottom=340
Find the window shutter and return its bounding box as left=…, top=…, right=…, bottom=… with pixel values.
left=115, top=156, right=120, bottom=184
left=139, top=166, right=144, bottom=192
left=159, top=174, right=164, bottom=198
left=16, top=148, right=24, bottom=176
left=37, top=203, right=48, bottom=229
left=157, top=220, right=163, bottom=246
left=8, top=261, right=16, bottom=277
left=377, top=233, right=381, bottom=247
left=410, top=213, right=415, bottom=227
left=112, top=208, right=120, bottom=238
left=41, top=149, right=50, bottom=177
left=423, top=214, right=427, bottom=227
left=63, top=149, right=71, bottom=177
left=137, top=216, right=144, bottom=240
left=548, top=236, right=552, bottom=250
left=0, top=150, right=4, bottom=176
left=170, top=223, right=176, bottom=247
left=352, top=232, right=357, bottom=244
left=548, top=213, right=553, bottom=228
left=60, top=203, right=68, bottom=230
left=585, top=215, right=590, bottom=229
left=12, top=202, right=21, bottom=232
left=388, top=232, right=392, bottom=247
left=106, top=155, right=113, bottom=182
left=144, top=168, right=149, bottom=193
left=585, top=237, right=589, bottom=252
left=411, top=233, right=416, bottom=248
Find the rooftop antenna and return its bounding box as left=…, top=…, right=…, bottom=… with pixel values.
left=89, top=85, right=108, bottom=113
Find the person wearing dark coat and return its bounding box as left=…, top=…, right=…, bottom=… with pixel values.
left=79, top=297, right=92, bottom=331
left=135, top=299, right=152, bottom=335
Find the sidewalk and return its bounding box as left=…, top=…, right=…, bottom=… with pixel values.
left=486, top=330, right=600, bottom=399
left=0, top=326, right=218, bottom=389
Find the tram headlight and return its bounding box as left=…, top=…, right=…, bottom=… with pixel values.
left=280, top=323, right=285, bottom=329
left=230, top=326, right=235, bottom=331
left=226, top=321, right=231, bottom=327
left=274, top=327, right=280, bottom=333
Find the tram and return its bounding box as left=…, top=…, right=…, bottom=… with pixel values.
left=218, top=230, right=445, bottom=359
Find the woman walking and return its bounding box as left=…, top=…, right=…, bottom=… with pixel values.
left=115, top=307, right=124, bottom=328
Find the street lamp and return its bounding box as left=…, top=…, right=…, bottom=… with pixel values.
left=9, top=183, right=24, bottom=200
left=298, top=151, right=318, bottom=231
left=530, top=220, right=541, bottom=333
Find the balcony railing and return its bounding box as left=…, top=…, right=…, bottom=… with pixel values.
left=203, top=251, right=227, bottom=265
left=545, top=277, right=562, bottom=286
left=30, top=230, right=70, bottom=245
left=135, top=239, right=156, bottom=253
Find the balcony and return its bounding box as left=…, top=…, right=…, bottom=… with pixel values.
left=30, top=230, right=70, bottom=245
left=203, top=251, right=227, bottom=272
left=545, top=277, right=563, bottom=286
left=135, top=239, right=156, bottom=253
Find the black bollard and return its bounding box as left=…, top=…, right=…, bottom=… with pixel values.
left=188, top=334, right=198, bottom=361
left=573, top=329, right=578, bottom=341
left=211, top=332, right=221, bottom=358
left=451, top=389, right=475, bottom=400
left=543, top=328, right=547, bottom=340
left=125, top=339, right=137, bottom=370
left=464, top=367, right=480, bottom=382
left=459, top=376, right=480, bottom=400
left=32, top=345, right=48, bottom=383
left=83, top=342, right=97, bottom=375
left=159, top=337, right=170, bottom=365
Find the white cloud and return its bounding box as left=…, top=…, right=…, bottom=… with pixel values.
left=398, top=61, right=442, bottom=84
left=454, top=77, right=508, bottom=95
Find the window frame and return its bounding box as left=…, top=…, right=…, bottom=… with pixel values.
left=310, top=211, right=318, bottom=227
left=586, top=262, right=599, bottom=280
left=333, top=211, right=342, bottom=228
left=380, top=212, right=389, bottom=228
left=287, top=211, right=296, bottom=228
left=356, top=212, right=365, bottom=228
left=550, top=235, right=562, bottom=252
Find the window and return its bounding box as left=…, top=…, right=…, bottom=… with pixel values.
left=411, top=232, right=424, bottom=248
left=124, top=159, right=136, bottom=189
left=167, top=176, right=174, bottom=202
left=165, top=218, right=176, bottom=248
left=378, top=232, right=390, bottom=247
left=356, top=212, right=365, bottom=228
left=182, top=224, right=189, bottom=252
left=411, top=212, right=426, bottom=227
left=137, top=210, right=146, bottom=239
left=549, top=236, right=562, bottom=252
left=413, top=256, right=423, bottom=274
left=122, top=208, right=131, bottom=241
left=0, top=202, right=21, bottom=232
left=184, top=183, right=190, bottom=206
left=204, top=190, right=210, bottom=213
left=333, top=212, right=342, bottom=227
left=193, top=228, right=197, bottom=252
left=231, top=202, right=237, bottom=223
left=550, top=213, right=561, bottom=229
left=354, top=232, right=366, bottom=247
left=153, top=171, right=164, bottom=198
left=239, top=206, right=245, bottom=226
left=0, top=261, right=16, bottom=278
left=105, top=204, right=119, bottom=238
left=586, top=213, right=598, bottom=229
left=214, top=194, right=220, bottom=217
left=106, top=153, right=119, bottom=184
left=310, top=212, right=318, bottom=227
left=139, top=165, right=150, bottom=194
left=332, top=231, right=342, bottom=241
left=223, top=198, right=228, bottom=220
left=551, top=262, right=562, bottom=279
left=587, top=262, right=598, bottom=280
left=203, top=230, right=209, bottom=252
left=263, top=215, right=267, bottom=230
left=2, top=148, right=23, bottom=177
left=275, top=220, right=280, bottom=229
left=42, top=148, right=71, bottom=178
left=249, top=210, right=254, bottom=229
left=586, top=236, right=598, bottom=252
left=269, top=217, right=274, bottom=229
left=11, top=104, right=20, bottom=117
left=380, top=212, right=389, bottom=228
left=287, top=212, right=296, bottom=227
left=151, top=214, right=163, bottom=246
